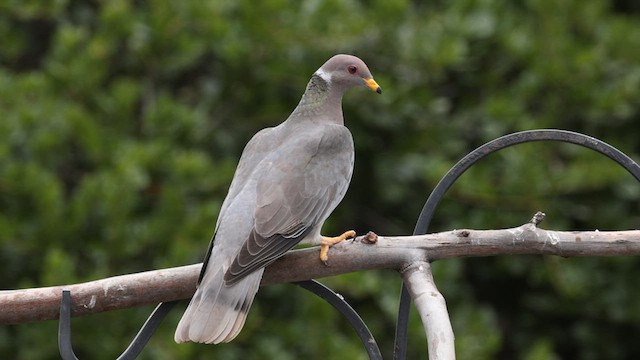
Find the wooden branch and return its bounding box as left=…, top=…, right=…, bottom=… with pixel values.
left=402, top=261, right=455, bottom=360
left=2, top=222, right=640, bottom=325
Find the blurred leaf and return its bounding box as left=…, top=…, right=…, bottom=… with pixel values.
left=2, top=0, right=640, bottom=358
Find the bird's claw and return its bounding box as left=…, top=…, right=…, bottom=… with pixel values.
left=320, top=230, right=356, bottom=265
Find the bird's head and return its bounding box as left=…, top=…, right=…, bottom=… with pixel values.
left=314, top=54, right=382, bottom=94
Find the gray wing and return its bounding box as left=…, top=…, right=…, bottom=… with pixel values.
left=224, top=124, right=354, bottom=285
left=217, top=126, right=283, bottom=230
left=197, top=126, right=281, bottom=285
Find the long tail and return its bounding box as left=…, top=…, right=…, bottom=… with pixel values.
left=174, top=266, right=264, bottom=344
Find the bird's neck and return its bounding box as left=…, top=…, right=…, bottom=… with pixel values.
left=290, top=75, right=345, bottom=125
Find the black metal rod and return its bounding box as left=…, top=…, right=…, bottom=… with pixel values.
left=393, top=129, right=640, bottom=359
left=296, top=280, right=383, bottom=360
left=392, top=285, right=411, bottom=360
left=59, top=290, right=80, bottom=360
left=116, top=301, right=179, bottom=360
left=57, top=289, right=178, bottom=360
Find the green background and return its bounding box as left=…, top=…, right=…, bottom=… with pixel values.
left=2, top=0, right=640, bottom=359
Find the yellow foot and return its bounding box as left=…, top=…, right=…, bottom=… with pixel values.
left=320, top=230, right=356, bottom=264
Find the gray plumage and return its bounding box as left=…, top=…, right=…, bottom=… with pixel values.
left=175, top=54, right=381, bottom=344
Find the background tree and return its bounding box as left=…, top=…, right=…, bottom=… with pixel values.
left=1, top=0, right=640, bottom=359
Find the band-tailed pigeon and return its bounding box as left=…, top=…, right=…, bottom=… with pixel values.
left=175, top=54, right=381, bottom=344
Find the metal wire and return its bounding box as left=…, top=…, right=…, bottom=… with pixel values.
left=393, top=129, right=640, bottom=359
left=295, top=280, right=383, bottom=360
left=116, top=301, right=179, bottom=360
left=58, top=289, right=179, bottom=360
left=58, top=282, right=382, bottom=359
left=58, top=290, right=79, bottom=360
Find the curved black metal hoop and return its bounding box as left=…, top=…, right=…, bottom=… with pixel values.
left=58, top=282, right=382, bottom=359
left=295, top=280, right=383, bottom=360
left=115, top=301, right=178, bottom=360
left=58, top=289, right=179, bottom=360
left=392, top=129, right=640, bottom=360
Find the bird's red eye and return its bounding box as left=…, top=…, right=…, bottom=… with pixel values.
left=348, top=65, right=358, bottom=74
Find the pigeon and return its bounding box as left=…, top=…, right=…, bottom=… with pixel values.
left=175, top=54, right=382, bottom=344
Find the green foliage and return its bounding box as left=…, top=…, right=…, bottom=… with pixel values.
left=2, top=0, right=640, bottom=358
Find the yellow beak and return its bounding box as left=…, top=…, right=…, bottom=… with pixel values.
left=364, top=78, right=382, bottom=94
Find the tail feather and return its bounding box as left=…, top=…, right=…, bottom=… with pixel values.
left=175, top=266, right=264, bottom=344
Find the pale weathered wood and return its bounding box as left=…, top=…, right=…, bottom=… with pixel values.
left=402, top=261, right=456, bottom=360
left=1, top=224, right=640, bottom=324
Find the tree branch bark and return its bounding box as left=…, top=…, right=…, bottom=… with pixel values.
left=2, top=223, right=640, bottom=325
left=402, top=261, right=456, bottom=360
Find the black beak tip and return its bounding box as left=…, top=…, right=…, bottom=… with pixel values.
left=376, top=87, right=382, bottom=94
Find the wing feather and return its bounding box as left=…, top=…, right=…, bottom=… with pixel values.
left=197, top=126, right=282, bottom=286
left=224, top=125, right=354, bottom=285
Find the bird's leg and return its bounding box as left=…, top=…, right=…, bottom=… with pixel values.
left=320, top=230, right=356, bottom=264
